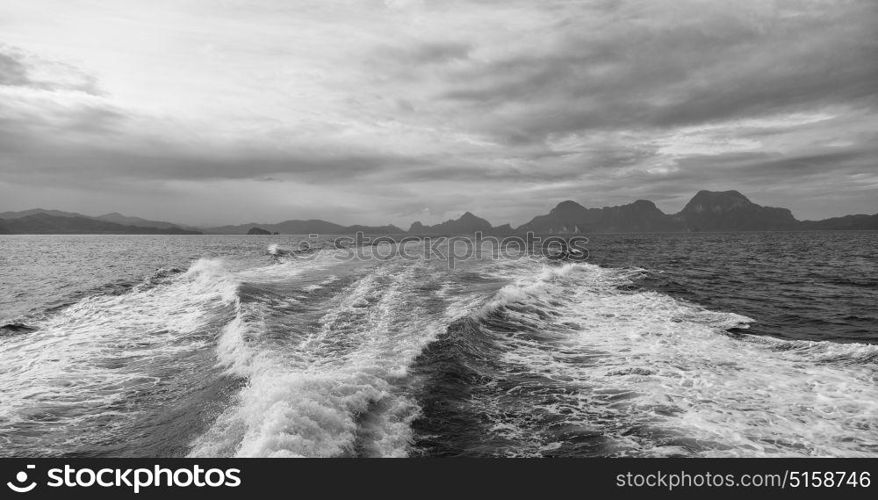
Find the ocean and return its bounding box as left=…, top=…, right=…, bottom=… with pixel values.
left=0, top=232, right=876, bottom=457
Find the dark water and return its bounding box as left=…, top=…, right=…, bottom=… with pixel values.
left=0, top=232, right=876, bottom=457
left=590, top=232, right=878, bottom=344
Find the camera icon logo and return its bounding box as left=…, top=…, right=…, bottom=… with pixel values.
left=7, top=465, right=37, bottom=493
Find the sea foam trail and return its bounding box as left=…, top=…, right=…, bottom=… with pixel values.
left=189, top=260, right=466, bottom=458
left=458, top=262, right=878, bottom=457
left=0, top=258, right=239, bottom=456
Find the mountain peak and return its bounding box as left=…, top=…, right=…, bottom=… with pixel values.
left=554, top=200, right=585, bottom=211
left=679, top=190, right=795, bottom=230
left=683, top=190, right=754, bottom=214
left=690, top=189, right=750, bottom=203
left=408, top=212, right=492, bottom=234
left=549, top=200, right=588, bottom=218
left=631, top=199, right=658, bottom=209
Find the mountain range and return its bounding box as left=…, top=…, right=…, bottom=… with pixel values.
left=0, top=210, right=200, bottom=235
left=409, top=212, right=493, bottom=235
left=1, top=190, right=876, bottom=235
left=206, top=220, right=405, bottom=235
left=515, top=190, right=875, bottom=234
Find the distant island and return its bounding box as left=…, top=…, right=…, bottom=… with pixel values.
left=0, top=210, right=201, bottom=235
left=1, top=190, right=876, bottom=235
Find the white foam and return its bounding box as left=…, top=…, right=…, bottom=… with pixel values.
left=187, top=251, right=878, bottom=458
left=0, top=258, right=240, bottom=453
left=190, top=263, right=451, bottom=458
left=470, top=262, right=878, bottom=457
left=302, top=275, right=340, bottom=292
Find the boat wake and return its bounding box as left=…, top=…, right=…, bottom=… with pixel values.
left=1, top=243, right=875, bottom=457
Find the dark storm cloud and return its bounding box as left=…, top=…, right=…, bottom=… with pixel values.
left=0, top=130, right=421, bottom=186
left=0, top=50, right=30, bottom=86
left=0, top=46, right=102, bottom=94
left=377, top=41, right=472, bottom=66
left=434, top=0, right=878, bottom=143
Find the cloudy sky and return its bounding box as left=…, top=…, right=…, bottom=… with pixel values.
left=1, top=0, right=876, bottom=226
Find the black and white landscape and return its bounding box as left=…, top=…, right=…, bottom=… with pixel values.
left=1, top=1, right=877, bottom=459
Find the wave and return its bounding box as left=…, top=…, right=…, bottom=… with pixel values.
left=412, top=261, right=878, bottom=457
left=0, top=323, right=37, bottom=336
left=303, top=275, right=339, bottom=292
left=0, top=258, right=240, bottom=456
left=20, top=246, right=864, bottom=458
left=266, top=242, right=327, bottom=261
left=189, top=262, right=462, bottom=458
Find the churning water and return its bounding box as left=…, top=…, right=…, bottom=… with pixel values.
left=0, top=232, right=876, bottom=457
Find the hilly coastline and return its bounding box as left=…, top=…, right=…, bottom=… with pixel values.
left=1, top=190, right=876, bottom=235
left=0, top=212, right=200, bottom=235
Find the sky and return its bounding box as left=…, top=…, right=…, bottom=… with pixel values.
left=0, top=0, right=876, bottom=227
